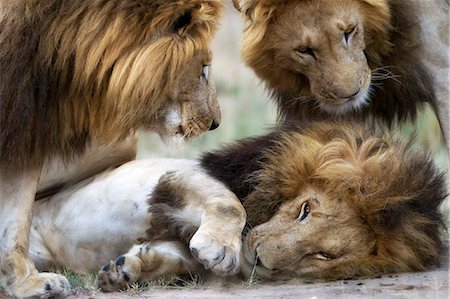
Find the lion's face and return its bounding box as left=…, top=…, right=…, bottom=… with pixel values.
left=241, top=187, right=372, bottom=279
left=270, top=1, right=371, bottom=114
left=152, top=49, right=220, bottom=144
left=238, top=0, right=392, bottom=115
left=239, top=121, right=445, bottom=280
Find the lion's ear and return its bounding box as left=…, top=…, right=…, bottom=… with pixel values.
left=235, top=0, right=277, bottom=24
left=173, top=10, right=193, bottom=35
left=232, top=0, right=242, bottom=12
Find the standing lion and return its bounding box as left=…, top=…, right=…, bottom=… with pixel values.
left=0, top=0, right=224, bottom=298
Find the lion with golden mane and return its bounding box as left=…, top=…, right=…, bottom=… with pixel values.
left=22, top=122, right=445, bottom=291
left=0, top=0, right=224, bottom=297
left=232, top=0, right=449, bottom=150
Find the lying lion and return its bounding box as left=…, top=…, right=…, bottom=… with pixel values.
left=28, top=121, right=446, bottom=291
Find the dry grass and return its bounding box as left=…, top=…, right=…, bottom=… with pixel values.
left=54, top=269, right=205, bottom=295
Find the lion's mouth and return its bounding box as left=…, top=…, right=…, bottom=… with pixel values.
left=178, top=101, right=213, bottom=139
left=317, top=86, right=372, bottom=116
left=178, top=119, right=209, bottom=139
left=241, top=239, right=277, bottom=280
left=315, top=71, right=372, bottom=116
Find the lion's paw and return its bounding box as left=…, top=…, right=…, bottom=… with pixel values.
left=189, top=231, right=241, bottom=276
left=97, top=255, right=141, bottom=292
left=11, top=272, right=70, bottom=299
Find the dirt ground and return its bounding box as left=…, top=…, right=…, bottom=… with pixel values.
left=69, top=264, right=448, bottom=299
left=63, top=249, right=447, bottom=299
left=0, top=248, right=447, bottom=298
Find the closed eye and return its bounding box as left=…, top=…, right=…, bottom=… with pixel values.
left=314, top=252, right=336, bottom=261
left=344, top=26, right=356, bottom=43
left=296, top=47, right=316, bottom=59
left=298, top=201, right=310, bottom=221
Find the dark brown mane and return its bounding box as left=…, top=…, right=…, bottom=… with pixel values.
left=202, top=121, right=447, bottom=276
left=0, top=0, right=223, bottom=173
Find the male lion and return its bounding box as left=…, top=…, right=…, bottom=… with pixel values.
left=232, top=0, right=450, bottom=150
left=24, top=122, right=446, bottom=291
left=0, top=0, right=224, bottom=297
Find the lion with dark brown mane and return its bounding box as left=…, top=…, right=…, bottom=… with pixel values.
left=232, top=0, right=449, bottom=150
left=0, top=1, right=224, bottom=297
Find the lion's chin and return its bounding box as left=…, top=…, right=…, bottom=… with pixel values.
left=318, top=86, right=372, bottom=116
left=159, top=132, right=186, bottom=150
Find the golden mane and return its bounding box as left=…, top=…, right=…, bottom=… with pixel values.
left=243, top=121, right=446, bottom=277
left=237, top=0, right=391, bottom=66
left=0, top=0, right=224, bottom=172
left=234, top=0, right=435, bottom=124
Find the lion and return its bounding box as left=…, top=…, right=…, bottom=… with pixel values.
left=22, top=121, right=445, bottom=291
left=0, top=0, right=224, bottom=297
left=231, top=0, right=450, bottom=151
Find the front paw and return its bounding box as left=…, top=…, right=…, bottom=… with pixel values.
left=9, top=272, right=70, bottom=299
left=189, top=230, right=241, bottom=276
left=97, top=255, right=140, bottom=292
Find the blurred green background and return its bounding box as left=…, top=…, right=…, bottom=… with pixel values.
left=136, top=4, right=449, bottom=217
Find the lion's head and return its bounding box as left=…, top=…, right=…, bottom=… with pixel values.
left=240, top=122, right=446, bottom=280
left=0, top=0, right=223, bottom=171
left=233, top=0, right=431, bottom=120
left=150, top=49, right=220, bottom=145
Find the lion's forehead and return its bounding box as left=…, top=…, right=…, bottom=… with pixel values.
left=270, top=1, right=366, bottom=52
left=277, top=0, right=362, bottom=27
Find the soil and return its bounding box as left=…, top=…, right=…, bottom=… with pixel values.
left=70, top=250, right=449, bottom=299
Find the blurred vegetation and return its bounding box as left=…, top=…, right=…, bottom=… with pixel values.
left=137, top=5, right=449, bottom=219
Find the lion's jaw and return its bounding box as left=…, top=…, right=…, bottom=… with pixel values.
left=317, top=84, right=372, bottom=116
left=241, top=188, right=372, bottom=280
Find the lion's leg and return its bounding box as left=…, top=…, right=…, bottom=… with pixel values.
left=154, top=165, right=247, bottom=276
left=0, top=168, right=70, bottom=298
left=97, top=241, right=199, bottom=292
left=95, top=161, right=246, bottom=291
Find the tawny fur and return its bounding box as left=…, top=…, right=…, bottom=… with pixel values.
left=233, top=0, right=445, bottom=129
left=208, top=122, right=447, bottom=279
left=0, top=0, right=224, bottom=173
left=24, top=122, right=446, bottom=291
left=0, top=1, right=224, bottom=297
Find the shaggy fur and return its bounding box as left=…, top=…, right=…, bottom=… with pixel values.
left=0, top=1, right=224, bottom=297
left=202, top=121, right=447, bottom=279
left=0, top=0, right=224, bottom=173
left=22, top=122, right=446, bottom=291
left=232, top=0, right=438, bottom=125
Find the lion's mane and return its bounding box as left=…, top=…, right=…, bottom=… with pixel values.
left=0, top=0, right=223, bottom=173
left=202, top=121, right=446, bottom=277
left=234, top=0, right=436, bottom=124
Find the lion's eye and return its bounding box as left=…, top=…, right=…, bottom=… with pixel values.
left=314, top=252, right=334, bottom=261
left=298, top=202, right=310, bottom=221
left=201, top=65, right=209, bottom=79
left=296, top=47, right=316, bottom=59
left=344, top=27, right=356, bottom=43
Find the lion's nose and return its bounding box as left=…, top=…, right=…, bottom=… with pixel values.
left=209, top=119, right=220, bottom=131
